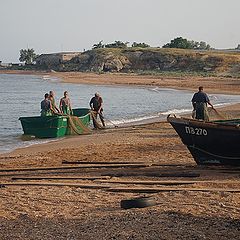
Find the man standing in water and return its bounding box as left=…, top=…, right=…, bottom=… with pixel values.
left=41, top=93, right=54, bottom=116
left=59, top=91, right=73, bottom=115
left=49, top=90, right=60, bottom=114
left=191, top=86, right=214, bottom=121
left=89, top=92, right=105, bottom=128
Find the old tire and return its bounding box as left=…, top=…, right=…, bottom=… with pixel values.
left=120, top=196, right=156, bottom=209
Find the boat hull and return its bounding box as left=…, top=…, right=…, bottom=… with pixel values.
left=167, top=116, right=240, bottom=166
left=19, top=108, right=91, bottom=138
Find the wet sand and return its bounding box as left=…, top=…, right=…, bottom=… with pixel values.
left=1, top=71, right=240, bottom=239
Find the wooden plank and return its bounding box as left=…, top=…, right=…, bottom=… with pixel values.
left=106, top=187, right=240, bottom=193
left=0, top=181, right=110, bottom=189
left=0, top=170, right=111, bottom=177
left=2, top=182, right=240, bottom=193
left=204, top=166, right=240, bottom=170
left=94, top=179, right=240, bottom=185
left=12, top=176, right=111, bottom=181
left=62, top=161, right=194, bottom=168
left=197, top=167, right=240, bottom=172
left=62, top=160, right=145, bottom=165
left=0, top=163, right=150, bottom=172
left=220, top=171, right=240, bottom=174
left=0, top=172, right=93, bottom=177
left=95, top=180, right=194, bottom=185
left=150, top=164, right=194, bottom=167
left=102, top=172, right=200, bottom=178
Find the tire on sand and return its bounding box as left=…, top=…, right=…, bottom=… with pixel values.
left=120, top=196, right=156, bottom=209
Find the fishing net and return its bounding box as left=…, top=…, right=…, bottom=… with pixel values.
left=208, top=108, right=234, bottom=120
left=90, top=110, right=104, bottom=129
left=67, top=115, right=91, bottom=135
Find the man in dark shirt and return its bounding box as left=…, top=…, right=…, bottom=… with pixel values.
left=191, top=86, right=214, bottom=121
left=89, top=92, right=105, bottom=128
left=41, top=93, right=53, bottom=116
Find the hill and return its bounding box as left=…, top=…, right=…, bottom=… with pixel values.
left=37, top=48, right=240, bottom=77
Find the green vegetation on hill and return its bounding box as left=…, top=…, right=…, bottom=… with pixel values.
left=91, top=37, right=211, bottom=50
left=162, top=37, right=211, bottom=50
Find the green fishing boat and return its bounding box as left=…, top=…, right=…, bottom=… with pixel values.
left=19, top=108, right=91, bottom=138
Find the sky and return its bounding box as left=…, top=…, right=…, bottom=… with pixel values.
left=0, top=0, right=240, bottom=62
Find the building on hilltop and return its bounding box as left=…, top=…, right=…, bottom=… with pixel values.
left=35, top=52, right=80, bottom=68
left=0, top=62, right=21, bottom=68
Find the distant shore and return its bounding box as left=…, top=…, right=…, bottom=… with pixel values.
left=1, top=69, right=240, bottom=94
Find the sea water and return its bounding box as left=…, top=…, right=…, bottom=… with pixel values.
left=1, top=73, right=240, bottom=153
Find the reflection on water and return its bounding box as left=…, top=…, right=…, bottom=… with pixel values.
left=1, top=73, right=240, bottom=153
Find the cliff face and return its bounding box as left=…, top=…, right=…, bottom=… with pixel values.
left=56, top=48, right=240, bottom=76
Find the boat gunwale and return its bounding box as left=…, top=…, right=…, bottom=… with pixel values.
left=167, top=116, right=240, bottom=131
left=19, top=112, right=90, bottom=121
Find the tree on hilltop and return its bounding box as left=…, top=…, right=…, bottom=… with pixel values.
left=105, top=41, right=129, bottom=48
left=131, top=42, right=150, bottom=48
left=198, top=41, right=211, bottom=50
left=163, top=37, right=211, bottom=50
left=92, top=40, right=129, bottom=49
left=92, top=40, right=105, bottom=49
left=163, top=37, right=192, bottom=49
left=19, top=48, right=38, bottom=64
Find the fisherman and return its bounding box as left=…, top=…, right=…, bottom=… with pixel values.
left=49, top=90, right=60, bottom=114
left=40, top=93, right=54, bottom=116
left=191, top=86, right=214, bottom=121
left=89, top=92, right=105, bottom=128
left=59, top=91, right=73, bottom=115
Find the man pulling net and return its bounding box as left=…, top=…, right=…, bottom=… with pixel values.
left=89, top=92, right=105, bottom=129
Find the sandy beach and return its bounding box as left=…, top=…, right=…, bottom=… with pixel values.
left=1, top=72, right=240, bottom=239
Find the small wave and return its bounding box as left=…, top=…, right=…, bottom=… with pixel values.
left=209, top=95, right=218, bottom=100
left=148, top=87, right=182, bottom=93
left=159, top=102, right=237, bottom=116
left=0, top=136, right=61, bottom=154
left=42, top=75, right=50, bottom=80
left=42, top=75, right=60, bottom=82
left=19, top=138, right=60, bottom=149
left=213, top=102, right=234, bottom=107
left=105, top=112, right=168, bottom=127
left=148, top=87, right=161, bottom=93
left=160, top=108, right=192, bottom=115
